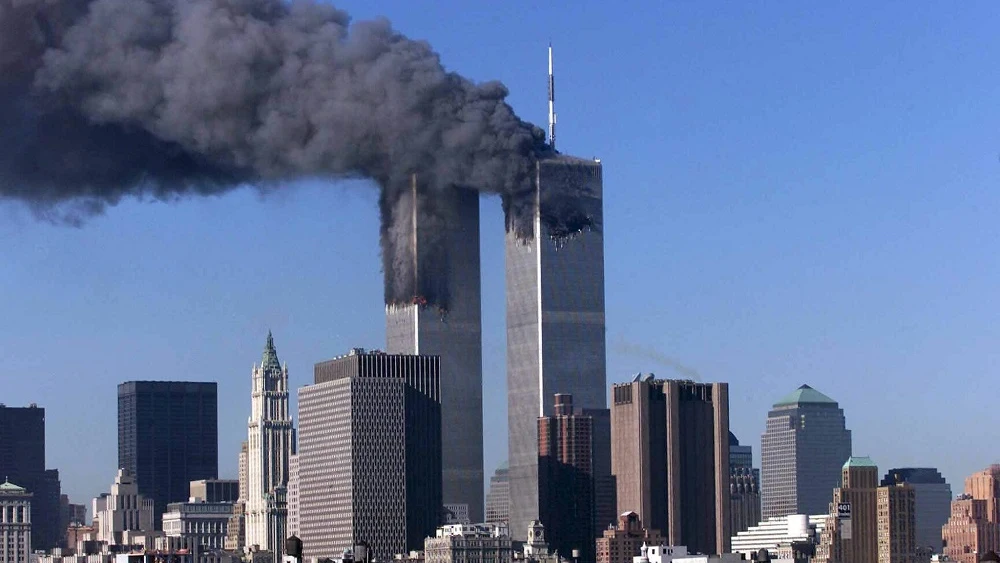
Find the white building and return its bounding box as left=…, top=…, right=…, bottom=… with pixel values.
left=245, top=333, right=296, bottom=557
left=729, top=514, right=825, bottom=558
left=632, top=545, right=744, bottom=563
left=0, top=480, right=31, bottom=563
left=162, top=499, right=234, bottom=550
left=92, top=470, right=159, bottom=548
left=424, top=524, right=511, bottom=563
left=286, top=455, right=299, bottom=539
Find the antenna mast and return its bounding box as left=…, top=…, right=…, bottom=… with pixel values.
left=548, top=43, right=556, bottom=150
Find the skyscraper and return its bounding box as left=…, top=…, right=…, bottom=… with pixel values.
left=880, top=468, right=952, bottom=552
left=506, top=155, right=607, bottom=540
left=0, top=404, right=61, bottom=551
left=118, top=381, right=219, bottom=529
left=538, top=394, right=594, bottom=563
left=877, top=483, right=916, bottom=563
left=385, top=181, right=483, bottom=524
left=298, top=349, right=441, bottom=561
left=729, top=433, right=762, bottom=535
left=814, top=457, right=880, bottom=563
left=761, top=384, right=852, bottom=520
left=245, top=332, right=296, bottom=557
left=485, top=463, right=510, bottom=526
left=611, top=376, right=730, bottom=555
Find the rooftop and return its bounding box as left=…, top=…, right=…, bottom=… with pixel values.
left=843, top=456, right=878, bottom=469
left=773, top=384, right=837, bottom=407
left=0, top=478, right=26, bottom=492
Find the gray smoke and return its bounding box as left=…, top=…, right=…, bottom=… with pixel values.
left=0, top=0, right=599, bottom=308
left=612, top=338, right=702, bottom=381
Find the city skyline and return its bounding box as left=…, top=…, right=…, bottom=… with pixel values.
left=4, top=0, right=1000, bottom=512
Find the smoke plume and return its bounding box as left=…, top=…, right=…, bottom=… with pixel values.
left=0, top=0, right=600, bottom=307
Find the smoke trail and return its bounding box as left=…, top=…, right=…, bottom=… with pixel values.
left=612, top=338, right=702, bottom=381
left=0, top=0, right=602, bottom=307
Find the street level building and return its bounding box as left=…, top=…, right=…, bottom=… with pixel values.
left=760, top=385, right=852, bottom=520
left=506, top=155, right=608, bottom=541
left=611, top=376, right=730, bottom=555
left=118, top=381, right=218, bottom=529
left=595, top=512, right=664, bottom=563
left=0, top=479, right=31, bottom=563
left=424, top=524, right=512, bottom=563
left=0, top=404, right=62, bottom=551
left=881, top=468, right=951, bottom=553
left=299, top=349, right=442, bottom=561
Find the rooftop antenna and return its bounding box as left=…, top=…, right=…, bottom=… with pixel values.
left=548, top=42, right=556, bottom=150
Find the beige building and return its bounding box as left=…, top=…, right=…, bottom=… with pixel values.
left=0, top=480, right=32, bottom=563
left=942, top=465, right=1000, bottom=563
left=877, top=483, right=916, bottom=563
left=815, top=457, right=880, bottom=563
left=596, top=512, right=664, bottom=563
left=424, top=524, right=511, bottom=563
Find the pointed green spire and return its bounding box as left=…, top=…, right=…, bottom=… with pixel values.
left=262, top=331, right=281, bottom=371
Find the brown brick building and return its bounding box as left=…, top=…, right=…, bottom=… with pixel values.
left=877, top=483, right=916, bottom=563
left=595, top=512, right=664, bottom=563
left=815, top=457, right=880, bottom=563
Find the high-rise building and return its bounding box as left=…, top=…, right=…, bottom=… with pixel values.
left=118, top=381, right=218, bottom=529
left=298, top=349, right=441, bottom=561
left=877, top=483, right=916, bottom=563
left=595, top=512, right=665, bottom=563
left=942, top=465, right=1000, bottom=563
left=92, top=470, right=157, bottom=546
left=611, top=376, right=730, bottom=555
left=761, top=385, right=852, bottom=520
left=287, top=455, right=299, bottom=539
left=0, top=479, right=32, bottom=563
left=245, top=333, right=296, bottom=557
left=538, top=394, right=594, bottom=563
left=0, top=404, right=61, bottom=551
left=486, top=463, right=510, bottom=526
left=385, top=181, right=484, bottom=524
left=881, top=468, right=952, bottom=552
left=506, top=155, right=607, bottom=540
left=729, top=433, right=761, bottom=535
left=814, top=457, right=880, bottom=563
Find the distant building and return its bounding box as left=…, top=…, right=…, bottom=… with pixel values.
left=942, top=465, right=1000, bottom=563
left=0, top=404, right=62, bottom=551
left=486, top=464, right=510, bottom=526
left=611, top=376, right=730, bottom=555
left=162, top=500, right=234, bottom=551
left=815, top=457, right=880, bottom=563
left=287, top=455, right=300, bottom=538
left=730, top=514, right=827, bottom=558
left=0, top=479, right=32, bottom=563
left=596, top=512, right=664, bottom=563
left=877, top=483, right=916, bottom=563
left=118, top=381, right=219, bottom=529
left=519, top=521, right=567, bottom=563
left=424, top=524, right=511, bottom=563
left=298, top=349, right=441, bottom=561
left=881, top=468, right=952, bottom=553
left=729, top=433, right=761, bottom=535
left=444, top=505, right=470, bottom=526
left=225, top=442, right=249, bottom=553
left=760, top=385, right=852, bottom=520
left=189, top=480, right=239, bottom=504
left=92, top=470, right=158, bottom=548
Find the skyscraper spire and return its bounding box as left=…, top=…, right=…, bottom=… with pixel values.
left=262, top=330, right=281, bottom=370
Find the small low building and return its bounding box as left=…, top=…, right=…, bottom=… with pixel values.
left=425, top=524, right=511, bottom=563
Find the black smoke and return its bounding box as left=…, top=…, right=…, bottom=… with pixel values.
left=0, top=0, right=595, bottom=308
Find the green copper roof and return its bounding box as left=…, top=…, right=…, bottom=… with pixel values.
left=262, top=331, right=281, bottom=371
left=773, top=384, right=837, bottom=407
left=0, top=479, right=25, bottom=492
left=843, top=456, right=877, bottom=469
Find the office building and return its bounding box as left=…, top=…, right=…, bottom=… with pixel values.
left=730, top=514, right=827, bottom=558
left=0, top=404, right=62, bottom=551
left=881, top=468, right=951, bottom=553
left=729, top=433, right=761, bottom=535
left=287, top=455, right=299, bottom=539
left=761, top=385, right=852, bottom=520
left=298, top=349, right=441, bottom=561
left=611, top=376, right=730, bottom=555
left=0, top=479, right=31, bottom=563
left=92, top=470, right=158, bottom=547
left=538, top=394, right=594, bottom=563
left=814, top=457, right=879, bottom=563
left=189, top=481, right=239, bottom=504
left=942, top=465, right=1000, bottom=563
left=245, top=333, right=296, bottom=557
left=595, top=512, right=664, bottom=563
left=877, top=483, right=916, bottom=563
left=485, top=463, right=510, bottom=526
left=423, top=524, right=512, bottom=563
left=118, top=381, right=218, bottom=529
left=162, top=500, right=234, bottom=551
left=506, top=155, right=607, bottom=541
left=385, top=181, right=483, bottom=524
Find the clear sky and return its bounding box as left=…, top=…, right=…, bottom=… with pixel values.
left=3, top=0, right=999, bottom=505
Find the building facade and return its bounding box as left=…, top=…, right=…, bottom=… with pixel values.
left=162, top=501, right=234, bottom=551
left=881, top=468, right=951, bottom=553
left=385, top=181, right=484, bottom=524
left=814, top=457, right=879, bottom=563
left=730, top=514, right=827, bottom=558
left=0, top=404, right=61, bottom=551
left=611, top=376, right=730, bottom=555
left=595, top=512, right=664, bottom=563
left=0, top=480, right=31, bottom=563
left=485, top=464, right=510, bottom=527
left=729, top=433, right=761, bottom=535
left=538, top=394, right=594, bottom=563
left=189, top=480, right=239, bottom=504
left=245, top=333, right=296, bottom=557
left=298, top=350, right=442, bottom=561
left=877, top=483, right=916, bottom=563
left=760, top=385, right=852, bottom=520
left=942, top=465, right=1000, bottom=563
left=118, top=381, right=218, bottom=529
left=92, top=470, right=157, bottom=548
left=506, top=155, right=608, bottom=541
left=287, top=455, right=299, bottom=539
left=423, top=524, right=512, bottom=563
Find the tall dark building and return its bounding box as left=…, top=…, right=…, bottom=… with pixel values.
left=506, top=155, right=608, bottom=540
left=0, top=404, right=62, bottom=551
left=299, top=349, right=441, bottom=561
left=118, top=381, right=219, bottom=529
left=729, top=432, right=761, bottom=535
left=611, top=376, right=731, bottom=555
left=881, top=468, right=952, bottom=552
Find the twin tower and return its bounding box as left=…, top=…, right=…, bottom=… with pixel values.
left=384, top=154, right=607, bottom=538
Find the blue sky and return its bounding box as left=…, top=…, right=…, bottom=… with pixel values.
left=3, top=0, right=999, bottom=504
